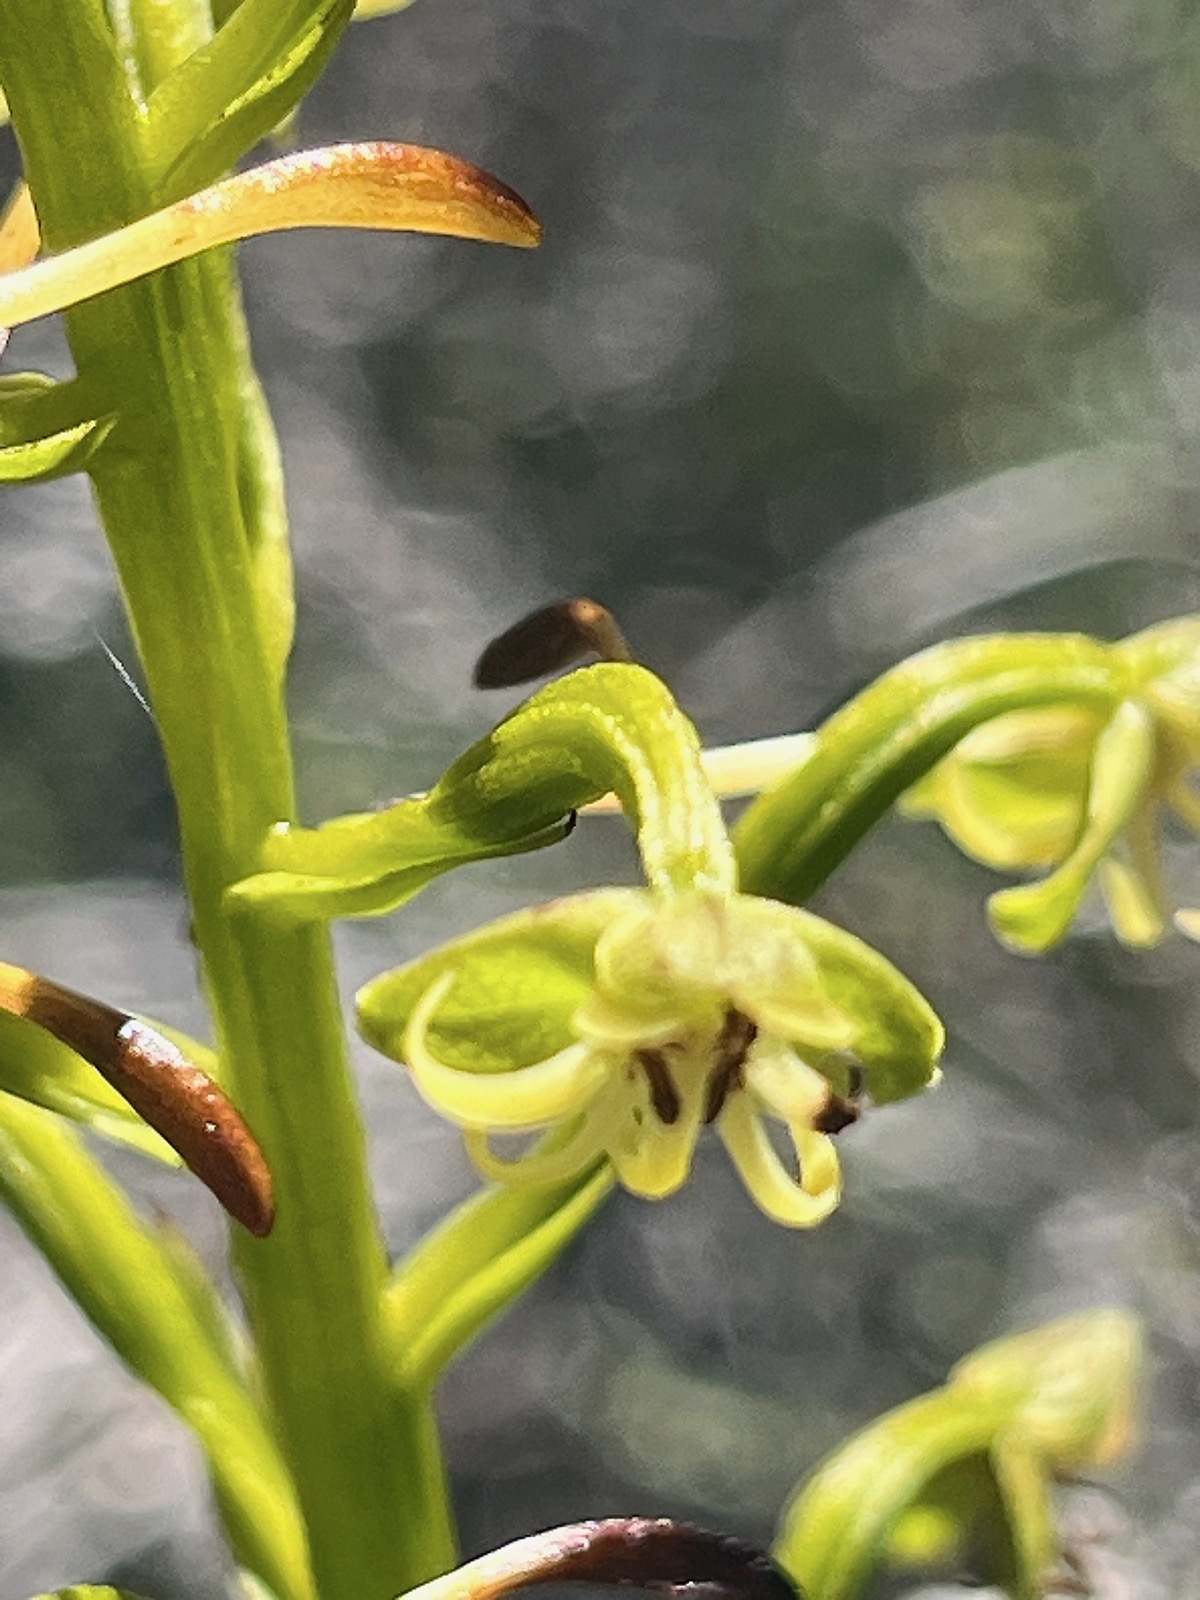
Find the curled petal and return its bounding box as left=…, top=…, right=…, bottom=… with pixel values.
left=464, top=1119, right=607, bottom=1188
left=405, top=974, right=608, bottom=1129
left=717, top=1097, right=841, bottom=1228
left=0, top=143, right=540, bottom=330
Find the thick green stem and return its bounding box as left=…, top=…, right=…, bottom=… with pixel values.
left=0, top=7, right=455, bottom=1597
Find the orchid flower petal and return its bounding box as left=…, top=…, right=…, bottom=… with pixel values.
left=1098, top=796, right=1166, bottom=947
left=743, top=1043, right=833, bottom=1125
left=717, top=1097, right=841, bottom=1228
left=0, top=143, right=540, bottom=330
left=902, top=706, right=1100, bottom=872
left=404, top=975, right=607, bottom=1130
left=989, top=699, right=1156, bottom=952
left=1099, top=857, right=1166, bottom=948
left=463, top=1119, right=607, bottom=1188
left=605, top=1067, right=707, bottom=1199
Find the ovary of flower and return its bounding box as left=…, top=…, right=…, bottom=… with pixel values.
left=401, top=896, right=860, bottom=1228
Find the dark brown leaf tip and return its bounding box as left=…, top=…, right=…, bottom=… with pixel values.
left=473, top=598, right=633, bottom=689
left=515, top=1519, right=799, bottom=1600
left=0, top=960, right=275, bottom=1236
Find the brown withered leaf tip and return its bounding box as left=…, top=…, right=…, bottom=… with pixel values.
left=516, top=1518, right=799, bottom=1600
left=473, top=598, right=633, bottom=689
left=0, top=960, right=275, bottom=1237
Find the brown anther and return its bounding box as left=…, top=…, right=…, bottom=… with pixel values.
left=635, top=1048, right=681, bottom=1125
left=812, top=1094, right=861, bottom=1135
left=812, top=1059, right=866, bottom=1135
left=703, top=1008, right=758, bottom=1125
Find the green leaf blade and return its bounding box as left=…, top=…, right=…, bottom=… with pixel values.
left=387, top=1157, right=614, bottom=1388
left=145, top=0, right=355, bottom=193
left=154, top=0, right=355, bottom=197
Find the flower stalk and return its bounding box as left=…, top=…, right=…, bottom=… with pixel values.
left=0, top=6, right=461, bottom=1598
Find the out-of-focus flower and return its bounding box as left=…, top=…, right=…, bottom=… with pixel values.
left=358, top=886, right=943, bottom=1228
left=774, top=1309, right=1142, bottom=1600
left=901, top=617, right=1200, bottom=951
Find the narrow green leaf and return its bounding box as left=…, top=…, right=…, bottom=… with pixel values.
left=0, top=1094, right=312, bottom=1600
left=386, top=1156, right=614, bottom=1388
left=0, top=1096, right=313, bottom=1600
left=353, top=0, right=419, bottom=16
left=0, top=376, right=116, bottom=481
left=151, top=0, right=355, bottom=197
left=0, top=414, right=114, bottom=481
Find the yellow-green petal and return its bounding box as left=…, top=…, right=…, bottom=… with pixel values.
left=901, top=706, right=1100, bottom=872
left=605, top=1074, right=707, bottom=1200
left=989, top=698, right=1156, bottom=953
left=743, top=1043, right=834, bottom=1125
left=717, top=1097, right=841, bottom=1228
left=404, top=975, right=608, bottom=1129
left=463, top=1120, right=606, bottom=1189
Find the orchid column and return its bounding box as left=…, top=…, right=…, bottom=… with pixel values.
left=0, top=5, right=534, bottom=1598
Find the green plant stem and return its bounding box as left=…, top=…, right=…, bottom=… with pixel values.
left=0, top=7, right=455, bottom=1598
left=735, top=635, right=1121, bottom=903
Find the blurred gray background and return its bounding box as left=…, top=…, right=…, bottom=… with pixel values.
left=3, top=0, right=1200, bottom=1595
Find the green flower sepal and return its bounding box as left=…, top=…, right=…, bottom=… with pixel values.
left=357, top=886, right=943, bottom=1229
left=902, top=617, right=1200, bottom=951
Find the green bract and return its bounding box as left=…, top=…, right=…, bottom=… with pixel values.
left=357, top=885, right=943, bottom=1229
left=229, top=662, right=734, bottom=919
left=903, top=618, right=1200, bottom=951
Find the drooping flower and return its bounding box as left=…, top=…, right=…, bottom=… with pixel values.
left=357, top=886, right=943, bottom=1228
left=901, top=617, right=1200, bottom=951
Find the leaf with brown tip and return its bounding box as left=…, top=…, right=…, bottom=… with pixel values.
left=0, top=142, right=540, bottom=330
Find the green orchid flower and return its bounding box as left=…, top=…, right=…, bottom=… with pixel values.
left=901, top=617, right=1200, bottom=951
left=358, top=884, right=943, bottom=1228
